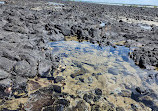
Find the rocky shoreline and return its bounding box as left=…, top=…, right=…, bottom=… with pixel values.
left=0, top=0, right=158, bottom=110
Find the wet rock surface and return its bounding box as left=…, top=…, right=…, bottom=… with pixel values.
left=0, top=0, right=158, bottom=110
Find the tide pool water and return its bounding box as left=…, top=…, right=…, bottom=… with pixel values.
left=49, top=40, right=158, bottom=110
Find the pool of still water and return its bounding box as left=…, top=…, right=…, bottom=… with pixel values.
left=49, top=40, right=158, bottom=109
left=0, top=1, right=5, bottom=4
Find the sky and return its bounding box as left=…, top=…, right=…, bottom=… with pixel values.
left=73, top=0, right=157, bottom=6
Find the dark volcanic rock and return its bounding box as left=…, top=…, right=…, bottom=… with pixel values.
left=24, top=89, right=55, bottom=111
left=42, top=106, right=54, bottom=111
left=79, top=77, right=84, bottom=83
left=14, top=60, right=36, bottom=78
left=0, top=79, right=12, bottom=88
left=95, top=88, right=102, bottom=95
left=0, top=69, right=10, bottom=80
left=89, top=28, right=101, bottom=38
left=54, top=76, right=65, bottom=83
left=55, top=25, right=72, bottom=36
left=56, top=99, right=70, bottom=107
left=116, top=107, right=125, bottom=111
left=0, top=57, right=16, bottom=72
left=131, top=104, right=138, bottom=111
left=38, top=60, right=52, bottom=77
left=135, top=87, right=150, bottom=95
left=3, top=22, right=29, bottom=34
left=91, top=104, right=100, bottom=111
left=53, top=85, right=61, bottom=93
left=93, top=95, right=101, bottom=102
left=73, top=100, right=89, bottom=111
left=131, top=47, right=158, bottom=68
left=83, top=93, right=94, bottom=103
left=70, top=73, right=83, bottom=78
left=12, top=76, right=28, bottom=93
left=0, top=78, right=12, bottom=98
left=24, top=85, right=64, bottom=110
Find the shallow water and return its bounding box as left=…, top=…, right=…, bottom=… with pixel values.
left=0, top=1, right=5, bottom=4
left=138, top=24, right=152, bottom=30
left=50, top=40, right=158, bottom=110
left=47, top=2, right=64, bottom=6
left=67, top=0, right=158, bottom=6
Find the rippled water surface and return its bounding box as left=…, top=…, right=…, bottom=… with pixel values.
left=50, top=41, right=158, bottom=109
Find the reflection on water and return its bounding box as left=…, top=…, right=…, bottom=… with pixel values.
left=49, top=41, right=158, bottom=110
left=138, top=24, right=152, bottom=30
left=0, top=1, right=5, bottom=4
left=51, top=41, right=132, bottom=62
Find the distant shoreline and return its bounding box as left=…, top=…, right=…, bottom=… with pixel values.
left=62, top=0, right=158, bottom=8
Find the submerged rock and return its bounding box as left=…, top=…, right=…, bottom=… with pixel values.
left=116, top=107, right=125, bottom=111
left=108, top=68, right=119, bottom=75
left=73, top=100, right=89, bottom=111
left=91, top=104, right=100, bottom=111
left=56, top=99, right=70, bottom=107
left=24, top=90, right=55, bottom=111
left=95, top=88, right=102, bottom=96
left=70, top=73, right=83, bottom=78
left=135, top=87, right=150, bottom=95
left=38, top=60, right=52, bottom=77
left=54, top=76, right=65, bottom=83
left=83, top=93, right=94, bottom=103
left=53, top=85, right=62, bottom=93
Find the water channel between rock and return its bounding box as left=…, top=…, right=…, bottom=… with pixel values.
left=49, top=40, right=158, bottom=110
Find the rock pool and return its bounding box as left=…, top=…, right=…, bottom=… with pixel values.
left=49, top=40, right=158, bottom=110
